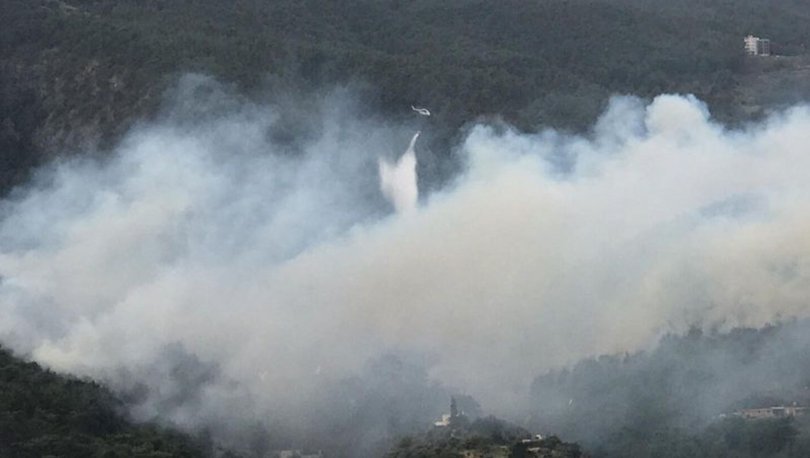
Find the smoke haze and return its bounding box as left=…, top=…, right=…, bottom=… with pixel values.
left=2, top=76, right=810, bottom=452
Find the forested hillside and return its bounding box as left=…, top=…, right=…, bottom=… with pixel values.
left=0, top=346, right=230, bottom=457
left=4, top=0, right=810, bottom=193
left=388, top=416, right=583, bottom=458
left=529, top=320, right=810, bottom=457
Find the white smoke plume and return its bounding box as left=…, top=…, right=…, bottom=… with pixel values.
left=2, top=78, right=810, bottom=450
left=378, top=131, right=419, bottom=212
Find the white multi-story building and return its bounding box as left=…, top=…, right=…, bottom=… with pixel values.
left=745, top=35, right=771, bottom=56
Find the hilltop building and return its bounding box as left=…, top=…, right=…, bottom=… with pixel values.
left=745, top=35, right=771, bottom=56
left=434, top=397, right=466, bottom=427
left=434, top=413, right=452, bottom=427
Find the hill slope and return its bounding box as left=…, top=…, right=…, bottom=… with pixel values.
left=5, top=0, right=810, bottom=193
left=529, top=320, right=810, bottom=457
left=0, top=346, right=221, bottom=457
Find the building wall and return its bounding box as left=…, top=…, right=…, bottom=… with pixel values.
left=736, top=406, right=806, bottom=419
left=744, top=35, right=771, bottom=56
left=745, top=35, right=760, bottom=55
left=758, top=39, right=771, bottom=56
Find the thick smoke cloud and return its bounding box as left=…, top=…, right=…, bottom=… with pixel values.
left=2, top=76, right=810, bottom=451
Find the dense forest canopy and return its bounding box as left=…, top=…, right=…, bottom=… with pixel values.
left=4, top=0, right=810, bottom=192
left=0, top=345, right=228, bottom=457
left=530, top=320, right=810, bottom=457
